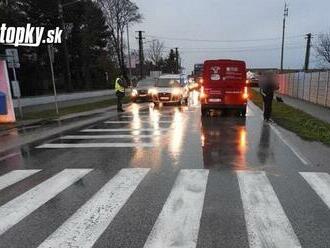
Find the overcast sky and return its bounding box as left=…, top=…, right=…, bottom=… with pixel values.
left=129, top=0, right=330, bottom=72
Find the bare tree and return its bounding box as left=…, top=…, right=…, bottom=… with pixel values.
left=316, top=32, right=330, bottom=66
left=147, top=39, right=165, bottom=69
left=98, top=0, right=142, bottom=77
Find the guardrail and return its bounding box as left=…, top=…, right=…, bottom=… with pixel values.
left=278, top=71, right=330, bottom=107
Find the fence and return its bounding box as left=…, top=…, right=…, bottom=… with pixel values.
left=278, top=71, right=330, bottom=107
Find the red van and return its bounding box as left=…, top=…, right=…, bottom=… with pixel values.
left=200, top=59, right=248, bottom=116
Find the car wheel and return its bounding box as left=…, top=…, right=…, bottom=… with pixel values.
left=239, top=108, right=247, bottom=117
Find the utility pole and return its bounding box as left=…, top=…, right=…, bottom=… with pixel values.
left=280, top=2, right=289, bottom=71
left=304, top=33, right=312, bottom=71
left=136, top=31, right=145, bottom=79
left=126, top=24, right=132, bottom=84
left=58, top=0, right=73, bottom=92
left=175, top=47, right=179, bottom=74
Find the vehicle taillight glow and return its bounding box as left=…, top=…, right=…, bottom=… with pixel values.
left=243, top=86, right=249, bottom=99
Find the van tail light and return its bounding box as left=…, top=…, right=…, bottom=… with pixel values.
left=243, top=86, right=249, bottom=99
left=200, top=86, right=207, bottom=99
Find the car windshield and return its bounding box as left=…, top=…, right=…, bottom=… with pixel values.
left=156, top=78, right=181, bottom=88
left=136, top=81, right=155, bottom=88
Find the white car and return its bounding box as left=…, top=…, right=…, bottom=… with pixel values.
left=150, top=74, right=189, bottom=105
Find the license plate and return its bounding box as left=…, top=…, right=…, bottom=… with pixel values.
left=209, top=98, right=221, bottom=103
left=140, top=94, right=147, bottom=97
left=160, top=97, right=170, bottom=100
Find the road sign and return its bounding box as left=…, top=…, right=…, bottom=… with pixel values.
left=5, top=49, right=20, bottom=68
left=0, top=60, right=16, bottom=123
left=11, top=80, right=21, bottom=98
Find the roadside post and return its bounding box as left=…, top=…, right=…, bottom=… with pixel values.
left=5, top=49, right=23, bottom=119
left=47, top=45, right=59, bottom=115
left=0, top=59, right=16, bottom=123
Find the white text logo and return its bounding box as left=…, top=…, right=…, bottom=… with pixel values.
left=0, top=24, right=63, bottom=47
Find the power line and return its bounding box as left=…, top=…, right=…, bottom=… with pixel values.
left=180, top=46, right=305, bottom=53
left=145, top=34, right=306, bottom=43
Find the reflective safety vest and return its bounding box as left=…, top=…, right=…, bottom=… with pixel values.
left=115, top=78, right=125, bottom=93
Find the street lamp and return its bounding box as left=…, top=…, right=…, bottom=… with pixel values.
left=57, top=0, right=85, bottom=92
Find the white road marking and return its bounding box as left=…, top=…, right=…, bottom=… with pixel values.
left=144, top=169, right=209, bottom=248
left=237, top=171, right=301, bottom=248
left=81, top=128, right=170, bottom=132
left=300, top=172, right=330, bottom=208
left=0, top=152, right=20, bottom=162
left=36, top=143, right=154, bottom=148
left=269, top=125, right=310, bottom=166
left=248, top=101, right=311, bottom=166
left=0, top=169, right=92, bottom=236
left=38, top=168, right=150, bottom=248
left=120, top=114, right=173, bottom=118
left=0, top=170, right=41, bottom=191
left=104, top=121, right=172, bottom=124
left=60, top=135, right=158, bottom=139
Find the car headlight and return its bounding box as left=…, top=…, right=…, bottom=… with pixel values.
left=172, top=88, right=181, bottom=95
left=131, top=89, right=138, bottom=96
left=148, top=88, right=158, bottom=95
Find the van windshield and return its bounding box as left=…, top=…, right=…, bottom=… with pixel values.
left=156, top=79, right=181, bottom=88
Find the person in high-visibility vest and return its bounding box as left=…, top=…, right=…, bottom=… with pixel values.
left=115, top=77, right=126, bottom=112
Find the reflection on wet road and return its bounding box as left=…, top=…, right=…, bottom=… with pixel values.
left=0, top=96, right=330, bottom=248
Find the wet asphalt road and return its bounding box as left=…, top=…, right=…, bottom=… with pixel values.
left=0, top=94, right=330, bottom=248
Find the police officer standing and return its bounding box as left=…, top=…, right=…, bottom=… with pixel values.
left=115, top=77, right=127, bottom=112
left=260, top=72, right=278, bottom=122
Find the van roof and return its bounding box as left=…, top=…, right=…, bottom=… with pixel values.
left=204, top=59, right=245, bottom=64
left=159, top=74, right=181, bottom=79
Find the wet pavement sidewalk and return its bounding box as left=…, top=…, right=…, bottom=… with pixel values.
left=278, top=94, right=330, bottom=124
left=0, top=103, right=140, bottom=155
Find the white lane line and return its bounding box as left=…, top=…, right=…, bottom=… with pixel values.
left=237, top=171, right=301, bottom=248
left=120, top=114, right=173, bottom=118
left=38, top=168, right=150, bottom=248
left=60, top=135, right=158, bottom=139
left=0, top=170, right=41, bottom=191
left=269, top=125, right=310, bottom=166
left=0, top=169, right=92, bottom=236
left=37, top=143, right=154, bottom=149
left=104, top=121, right=172, bottom=124
left=81, top=128, right=170, bottom=132
left=144, top=169, right=209, bottom=248
left=300, top=172, right=330, bottom=209
left=248, top=101, right=311, bottom=166
left=0, top=152, right=21, bottom=162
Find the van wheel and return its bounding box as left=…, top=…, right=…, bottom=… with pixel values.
left=240, top=108, right=247, bottom=117
left=201, top=109, right=208, bottom=116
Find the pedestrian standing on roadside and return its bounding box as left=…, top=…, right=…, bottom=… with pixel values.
left=115, top=76, right=127, bottom=112
left=260, top=72, right=278, bottom=122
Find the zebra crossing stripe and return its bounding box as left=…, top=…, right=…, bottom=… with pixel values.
left=0, top=169, right=92, bottom=236
left=81, top=128, right=169, bottom=132
left=104, top=121, right=172, bottom=124
left=38, top=168, right=150, bottom=248
left=144, top=169, right=209, bottom=248
left=60, top=135, right=158, bottom=139
left=300, top=172, right=330, bottom=209
left=36, top=143, right=154, bottom=149
left=0, top=170, right=41, bottom=191
left=237, top=171, right=301, bottom=248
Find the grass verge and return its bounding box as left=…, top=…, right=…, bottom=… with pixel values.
left=250, top=89, right=330, bottom=146
left=20, top=96, right=130, bottom=120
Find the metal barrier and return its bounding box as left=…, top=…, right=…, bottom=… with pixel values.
left=278, top=71, right=330, bottom=107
